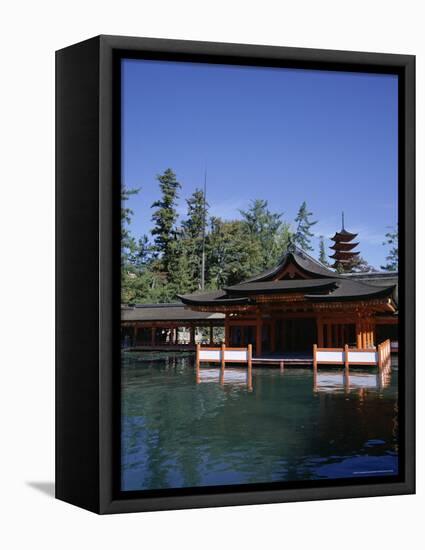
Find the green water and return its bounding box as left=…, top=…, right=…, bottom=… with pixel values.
left=121, top=352, right=398, bottom=491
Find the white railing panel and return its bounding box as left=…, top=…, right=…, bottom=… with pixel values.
left=316, top=350, right=344, bottom=363
left=199, top=350, right=221, bottom=361
left=347, top=351, right=378, bottom=364
left=225, top=350, right=248, bottom=362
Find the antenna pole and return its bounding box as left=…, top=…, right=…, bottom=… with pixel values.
left=201, top=168, right=207, bottom=290
left=342, top=211, right=345, bottom=230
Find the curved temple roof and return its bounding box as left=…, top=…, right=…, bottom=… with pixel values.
left=242, top=246, right=339, bottom=282
left=331, top=229, right=358, bottom=242
left=178, top=246, right=398, bottom=308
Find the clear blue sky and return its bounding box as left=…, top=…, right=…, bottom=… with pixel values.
left=122, top=58, right=398, bottom=269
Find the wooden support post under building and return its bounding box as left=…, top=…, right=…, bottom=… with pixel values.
left=356, top=322, right=362, bottom=349
left=209, top=324, right=214, bottom=345
left=151, top=327, right=155, bottom=347
left=326, top=323, right=332, bottom=348
left=247, top=344, right=253, bottom=391
left=317, top=319, right=324, bottom=348
left=256, top=312, right=262, bottom=357
left=224, top=319, right=230, bottom=346
left=190, top=326, right=195, bottom=346
left=195, top=343, right=200, bottom=384
left=344, top=344, right=350, bottom=392
left=362, top=324, right=368, bottom=349
left=270, top=321, right=276, bottom=353
left=221, top=343, right=226, bottom=370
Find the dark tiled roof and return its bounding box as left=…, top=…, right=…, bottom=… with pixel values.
left=342, top=272, right=398, bottom=286
left=177, top=291, right=251, bottom=307
left=243, top=246, right=338, bottom=282
left=331, top=229, right=358, bottom=241
left=305, top=280, right=396, bottom=302
left=225, top=279, right=338, bottom=295
left=121, top=302, right=225, bottom=322
left=178, top=249, right=398, bottom=308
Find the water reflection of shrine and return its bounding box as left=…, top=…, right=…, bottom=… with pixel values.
left=196, top=366, right=253, bottom=391
left=313, top=363, right=392, bottom=393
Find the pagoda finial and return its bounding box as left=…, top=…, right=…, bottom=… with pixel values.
left=342, top=211, right=345, bottom=231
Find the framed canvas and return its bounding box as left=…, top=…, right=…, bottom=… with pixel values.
left=56, top=35, right=415, bottom=514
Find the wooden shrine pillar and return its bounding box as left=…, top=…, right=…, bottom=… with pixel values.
left=326, top=323, right=332, bottom=347
left=209, top=324, right=214, bottom=345
left=317, top=319, right=324, bottom=348
left=339, top=324, right=344, bottom=346
left=256, top=311, right=263, bottom=357
left=224, top=319, right=230, bottom=346
left=190, top=326, right=195, bottom=346
left=270, top=320, right=276, bottom=353
left=151, top=327, right=156, bottom=347
left=356, top=322, right=362, bottom=349
left=333, top=324, right=338, bottom=347
left=361, top=323, right=368, bottom=349
left=133, top=323, right=138, bottom=346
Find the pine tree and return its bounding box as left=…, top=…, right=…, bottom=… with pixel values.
left=182, top=188, right=208, bottom=288
left=293, top=201, right=317, bottom=252
left=151, top=169, right=181, bottom=271
left=239, top=199, right=283, bottom=270
left=121, top=186, right=140, bottom=266
left=318, top=235, right=329, bottom=266
left=381, top=228, right=398, bottom=271
left=272, top=222, right=293, bottom=265
left=206, top=218, right=263, bottom=288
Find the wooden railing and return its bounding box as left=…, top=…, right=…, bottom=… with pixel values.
left=313, top=339, right=392, bottom=369
left=196, top=343, right=252, bottom=369
left=377, top=339, right=391, bottom=368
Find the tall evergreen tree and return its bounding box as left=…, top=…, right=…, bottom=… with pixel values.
left=293, top=201, right=317, bottom=252
left=318, top=235, right=330, bottom=266
left=121, top=186, right=140, bottom=266
left=151, top=169, right=181, bottom=271
left=206, top=217, right=262, bottom=288
left=239, top=199, right=283, bottom=270
left=182, top=188, right=208, bottom=288
left=381, top=228, right=398, bottom=271
left=272, top=222, right=293, bottom=265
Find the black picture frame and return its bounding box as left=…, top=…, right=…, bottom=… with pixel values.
left=56, top=35, right=415, bottom=514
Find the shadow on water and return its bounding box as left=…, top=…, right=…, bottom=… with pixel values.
left=26, top=481, right=55, bottom=498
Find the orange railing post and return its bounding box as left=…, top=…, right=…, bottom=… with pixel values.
left=196, top=343, right=200, bottom=369
left=344, top=344, right=349, bottom=369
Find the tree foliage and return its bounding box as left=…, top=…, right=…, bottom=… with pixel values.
left=121, top=171, right=384, bottom=304
left=239, top=199, right=283, bottom=270
left=381, top=228, right=398, bottom=271
left=293, top=201, right=317, bottom=252
left=151, top=169, right=181, bottom=272
left=318, top=235, right=329, bottom=266
left=182, top=188, right=208, bottom=289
